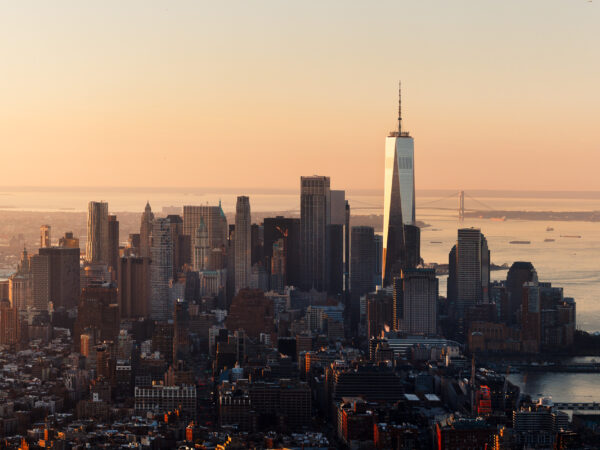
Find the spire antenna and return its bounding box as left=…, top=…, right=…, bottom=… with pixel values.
left=398, top=81, right=402, bottom=133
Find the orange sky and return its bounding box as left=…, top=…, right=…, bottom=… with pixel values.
left=1, top=1, right=599, bottom=191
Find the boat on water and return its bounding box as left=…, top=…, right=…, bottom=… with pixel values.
left=544, top=238, right=555, bottom=242
left=560, top=235, right=582, bottom=238
left=546, top=226, right=554, bottom=232
left=509, top=240, right=531, bottom=245
left=430, top=241, right=442, bottom=244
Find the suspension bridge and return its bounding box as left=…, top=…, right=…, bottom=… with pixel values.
left=349, top=190, right=496, bottom=222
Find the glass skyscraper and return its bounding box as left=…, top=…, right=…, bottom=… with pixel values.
left=383, top=84, right=415, bottom=286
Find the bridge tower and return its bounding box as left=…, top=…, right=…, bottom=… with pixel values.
left=458, top=190, right=465, bottom=222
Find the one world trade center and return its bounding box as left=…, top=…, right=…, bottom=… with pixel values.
left=382, top=83, right=416, bottom=286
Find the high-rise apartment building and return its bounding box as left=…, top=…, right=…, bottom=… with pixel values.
left=39, top=247, right=80, bottom=310
left=183, top=204, right=228, bottom=270
left=395, top=269, right=438, bottom=336
left=383, top=84, right=416, bottom=286
left=139, top=202, right=154, bottom=258
left=86, top=201, right=109, bottom=264
left=448, top=228, right=490, bottom=317
left=40, top=225, right=51, bottom=248
left=150, top=218, right=174, bottom=321
left=234, top=196, right=251, bottom=293
left=300, top=176, right=330, bottom=292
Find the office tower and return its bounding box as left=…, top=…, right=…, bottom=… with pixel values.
left=263, top=217, right=301, bottom=288
left=366, top=292, right=393, bottom=339
left=107, top=214, right=119, bottom=275
left=270, top=238, right=286, bottom=292
left=225, top=289, right=275, bottom=339
left=506, top=262, right=538, bottom=325
left=139, top=202, right=154, bottom=258
left=329, top=190, right=346, bottom=296
left=150, top=218, right=174, bottom=321
left=327, top=224, right=344, bottom=295
left=344, top=200, right=350, bottom=294
left=39, top=247, right=80, bottom=310
left=251, top=224, right=264, bottom=266
left=118, top=256, right=150, bottom=319
left=403, top=224, right=421, bottom=268
left=521, top=281, right=541, bottom=353
left=73, top=284, right=120, bottom=349
left=226, top=225, right=236, bottom=304
left=9, top=274, right=30, bottom=312
left=234, top=196, right=251, bottom=293
left=59, top=231, right=79, bottom=248
left=300, top=176, right=330, bottom=292
left=193, top=218, right=209, bottom=271
left=40, top=225, right=51, bottom=248
left=128, top=233, right=141, bottom=255
left=30, top=254, right=50, bottom=311
left=383, top=84, right=415, bottom=286
left=86, top=201, right=109, bottom=264
left=374, top=234, right=383, bottom=287
left=351, top=226, right=376, bottom=299
left=395, top=269, right=438, bottom=336
left=183, top=204, right=228, bottom=270
left=165, top=214, right=190, bottom=275
left=0, top=300, right=19, bottom=346
left=448, top=228, right=490, bottom=317
left=173, top=299, right=190, bottom=364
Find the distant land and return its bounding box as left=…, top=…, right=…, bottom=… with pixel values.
left=466, top=210, right=600, bottom=222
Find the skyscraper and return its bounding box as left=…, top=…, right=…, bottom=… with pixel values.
left=86, top=201, right=109, bottom=264
left=383, top=83, right=416, bottom=286
left=448, top=228, right=490, bottom=317
left=39, top=247, right=80, bottom=310
left=108, top=214, right=119, bottom=275
left=40, top=225, right=51, bottom=248
left=193, top=218, right=209, bottom=271
left=263, top=217, right=301, bottom=288
left=150, top=218, right=173, bottom=321
left=396, top=269, right=438, bottom=336
left=234, top=196, right=251, bottom=293
left=300, top=176, right=330, bottom=292
left=350, top=226, right=376, bottom=300
left=118, top=256, right=150, bottom=319
left=183, top=204, right=228, bottom=270
left=30, top=254, right=50, bottom=311
left=139, top=202, right=154, bottom=258
left=506, top=262, right=538, bottom=325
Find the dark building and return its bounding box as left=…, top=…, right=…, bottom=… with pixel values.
left=300, top=176, right=330, bottom=292
left=506, top=262, right=537, bottom=325
left=366, top=292, right=393, bottom=339
left=107, top=215, right=119, bottom=278
left=351, top=226, right=376, bottom=300
left=447, top=228, right=490, bottom=318
left=403, top=224, right=421, bottom=269
left=73, top=284, right=120, bottom=349
left=225, top=289, right=275, bottom=339
left=251, top=223, right=264, bottom=266
left=38, top=247, right=80, bottom=310
left=327, top=224, right=344, bottom=296
left=264, top=217, right=301, bottom=288
left=330, top=363, right=404, bottom=403
left=118, top=256, right=150, bottom=319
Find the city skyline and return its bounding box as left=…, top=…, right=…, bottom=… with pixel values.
left=2, top=1, right=599, bottom=192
